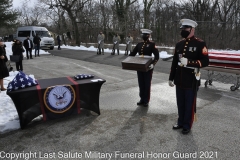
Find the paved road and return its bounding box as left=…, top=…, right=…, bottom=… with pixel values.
left=48, top=48, right=237, bottom=89
left=48, top=48, right=171, bottom=74
left=0, top=50, right=239, bottom=160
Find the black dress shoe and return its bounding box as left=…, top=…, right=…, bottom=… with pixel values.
left=137, top=101, right=144, bottom=105
left=182, top=128, right=191, bottom=134
left=143, top=103, right=149, bottom=107
left=172, top=124, right=183, bottom=129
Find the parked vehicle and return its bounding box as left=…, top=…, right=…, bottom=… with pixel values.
left=16, top=26, right=54, bottom=50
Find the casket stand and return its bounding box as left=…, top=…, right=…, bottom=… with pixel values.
left=202, top=52, right=240, bottom=91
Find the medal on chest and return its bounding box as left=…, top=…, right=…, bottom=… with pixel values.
left=189, top=47, right=196, bottom=52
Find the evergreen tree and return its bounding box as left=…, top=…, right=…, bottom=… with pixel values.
left=0, top=0, right=18, bottom=28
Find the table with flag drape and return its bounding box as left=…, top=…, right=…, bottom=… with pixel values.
left=7, top=76, right=106, bottom=129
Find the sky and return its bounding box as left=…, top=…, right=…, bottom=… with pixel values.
left=0, top=42, right=174, bottom=134
left=12, top=0, right=36, bottom=8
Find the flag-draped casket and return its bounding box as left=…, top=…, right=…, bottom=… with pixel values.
left=208, top=52, right=240, bottom=69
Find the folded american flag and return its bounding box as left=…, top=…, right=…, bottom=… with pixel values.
left=7, top=71, right=38, bottom=92
left=74, top=74, right=94, bottom=80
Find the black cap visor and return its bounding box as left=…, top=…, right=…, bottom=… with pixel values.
left=180, top=25, right=192, bottom=29
left=141, top=33, right=150, bottom=35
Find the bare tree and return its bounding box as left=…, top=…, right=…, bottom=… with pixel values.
left=17, top=0, right=238, bottom=49
left=17, top=5, right=45, bottom=26
left=143, top=0, right=154, bottom=28
left=216, top=0, right=240, bottom=49
left=114, top=0, right=137, bottom=35
left=39, top=0, right=91, bottom=46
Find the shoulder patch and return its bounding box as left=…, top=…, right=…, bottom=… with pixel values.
left=202, top=46, right=208, bottom=55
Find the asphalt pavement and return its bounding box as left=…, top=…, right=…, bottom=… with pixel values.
left=0, top=49, right=239, bottom=160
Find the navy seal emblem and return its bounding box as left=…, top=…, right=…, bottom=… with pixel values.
left=44, top=85, right=76, bottom=113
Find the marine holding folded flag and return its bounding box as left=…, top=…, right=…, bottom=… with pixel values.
left=125, top=33, right=133, bottom=55
left=97, top=31, right=105, bottom=55
left=129, top=29, right=159, bottom=107
left=111, top=33, right=121, bottom=55
left=169, top=19, right=209, bottom=134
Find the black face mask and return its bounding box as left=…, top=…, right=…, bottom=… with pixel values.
left=142, top=34, right=149, bottom=41
left=181, top=30, right=190, bottom=38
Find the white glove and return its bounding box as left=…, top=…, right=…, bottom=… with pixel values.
left=180, top=57, right=188, bottom=66
left=98, top=41, right=101, bottom=44
left=114, top=41, right=117, bottom=44
left=127, top=41, right=130, bottom=44
left=149, top=64, right=154, bottom=70
left=169, top=80, right=174, bottom=87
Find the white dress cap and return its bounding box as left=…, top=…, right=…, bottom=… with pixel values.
left=140, top=29, right=152, bottom=34
left=180, top=19, right=198, bottom=28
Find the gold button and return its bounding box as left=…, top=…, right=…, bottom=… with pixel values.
left=183, top=53, right=185, bottom=55
left=185, top=46, right=187, bottom=47
left=184, top=49, right=186, bottom=51
left=186, top=42, right=188, bottom=44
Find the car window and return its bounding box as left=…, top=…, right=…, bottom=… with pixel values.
left=35, top=31, right=51, bottom=37
left=18, top=31, right=31, bottom=37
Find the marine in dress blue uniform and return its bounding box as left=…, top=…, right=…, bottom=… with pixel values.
left=129, top=29, right=159, bottom=107
left=169, top=19, right=209, bottom=134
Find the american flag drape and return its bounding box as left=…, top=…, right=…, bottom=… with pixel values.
left=7, top=71, right=38, bottom=92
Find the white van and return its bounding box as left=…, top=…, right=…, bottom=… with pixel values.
left=16, top=26, right=55, bottom=50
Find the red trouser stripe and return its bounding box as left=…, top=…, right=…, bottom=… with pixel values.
left=148, top=70, right=153, bottom=102
left=190, top=96, right=197, bottom=128
left=67, top=76, right=81, bottom=114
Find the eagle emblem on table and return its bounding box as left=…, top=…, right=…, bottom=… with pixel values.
left=53, top=91, right=67, bottom=100
left=44, top=85, right=76, bottom=113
